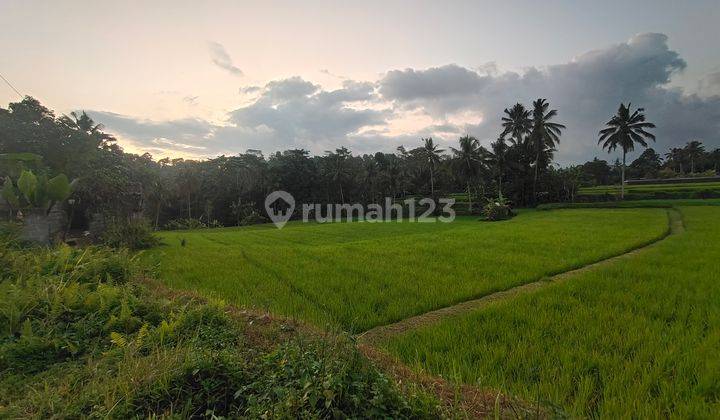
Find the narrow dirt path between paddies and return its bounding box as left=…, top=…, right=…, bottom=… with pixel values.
left=358, top=208, right=684, bottom=346
left=355, top=209, right=686, bottom=417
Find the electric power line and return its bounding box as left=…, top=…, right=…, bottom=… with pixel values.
left=0, top=72, right=23, bottom=99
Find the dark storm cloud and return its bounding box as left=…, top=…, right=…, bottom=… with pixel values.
left=208, top=41, right=244, bottom=76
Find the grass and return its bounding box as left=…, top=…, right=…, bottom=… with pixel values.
left=147, top=209, right=669, bottom=333
left=578, top=181, right=720, bottom=196
left=382, top=206, right=720, bottom=417
left=537, top=198, right=720, bottom=210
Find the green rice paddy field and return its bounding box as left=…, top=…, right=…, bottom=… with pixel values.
left=383, top=206, right=720, bottom=417
left=148, top=205, right=720, bottom=416
left=578, top=181, right=720, bottom=196
left=148, top=209, right=668, bottom=332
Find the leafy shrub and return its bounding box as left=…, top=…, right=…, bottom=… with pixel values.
left=163, top=218, right=223, bottom=230
left=102, top=217, right=161, bottom=250
left=240, top=211, right=267, bottom=226
left=687, top=169, right=717, bottom=178
left=0, top=222, right=22, bottom=250
left=483, top=197, right=514, bottom=221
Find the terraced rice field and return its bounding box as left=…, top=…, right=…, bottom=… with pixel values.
left=578, top=181, right=720, bottom=196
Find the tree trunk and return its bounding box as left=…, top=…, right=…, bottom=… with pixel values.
left=155, top=202, right=161, bottom=229
left=621, top=151, right=626, bottom=199
left=498, top=172, right=503, bottom=199
left=430, top=168, right=435, bottom=198
left=187, top=191, right=192, bottom=219
left=533, top=149, right=540, bottom=204
left=467, top=182, right=473, bottom=213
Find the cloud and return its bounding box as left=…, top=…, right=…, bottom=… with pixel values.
left=226, top=77, right=389, bottom=151
left=699, top=71, right=720, bottom=96
left=319, top=69, right=345, bottom=79
left=239, top=86, right=261, bottom=95
left=183, top=95, right=199, bottom=105
left=258, top=77, right=319, bottom=102
left=93, top=33, right=720, bottom=162
left=208, top=41, right=243, bottom=76
left=380, top=64, right=488, bottom=103
left=88, top=77, right=391, bottom=157
left=378, top=32, right=718, bottom=162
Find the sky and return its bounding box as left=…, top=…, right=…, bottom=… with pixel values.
left=1, top=0, right=719, bottom=164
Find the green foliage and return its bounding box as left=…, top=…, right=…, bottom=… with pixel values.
left=1, top=176, right=19, bottom=208
left=102, top=217, right=161, bottom=250
left=0, top=238, right=438, bottom=418
left=1, top=169, right=76, bottom=213
left=163, top=218, right=222, bottom=230
left=240, top=212, right=267, bottom=226
left=482, top=196, right=513, bottom=221
left=17, top=170, right=37, bottom=200
left=46, top=174, right=73, bottom=202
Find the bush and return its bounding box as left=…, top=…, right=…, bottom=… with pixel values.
left=163, top=218, right=223, bottom=230
left=483, top=198, right=513, bottom=221
left=102, top=217, right=161, bottom=250
left=240, top=211, right=267, bottom=226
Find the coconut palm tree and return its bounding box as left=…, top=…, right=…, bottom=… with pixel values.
left=421, top=137, right=444, bottom=197
left=665, top=147, right=685, bottom=174
left=325, top=147, right=351, bottom=203
left=684, top=140, right=705, bottom=173
left=489, top=136, right=508, bottom=198
left=529, top=99, right=565, bottom=202
left=598, top=103, right=656, bottom=198
left=501, top=103, right=532, bottom=145
left=60, top=111, right=116, bottom=146
left=451, top=135, right=484, bottom=211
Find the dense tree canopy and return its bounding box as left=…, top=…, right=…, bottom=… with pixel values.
left=1, top=97, right=718, bottom=228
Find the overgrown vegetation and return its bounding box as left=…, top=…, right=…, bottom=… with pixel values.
left=102, top=217, right=162, bottom=250
left=163, top=217, right=223, bottom=231
left=482, top=197, right=513, bottom=221
left=383, top=206, right=720, bottom=417
left=0, top=229, right=439, bottom=418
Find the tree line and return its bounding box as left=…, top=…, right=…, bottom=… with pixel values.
left=1, top=97, right=718, bottom=228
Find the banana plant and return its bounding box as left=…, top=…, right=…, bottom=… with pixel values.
left=2, top=169, right=78, bottom=215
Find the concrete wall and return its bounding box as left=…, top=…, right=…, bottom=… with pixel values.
left=19, top=206, right=67, bottom=245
